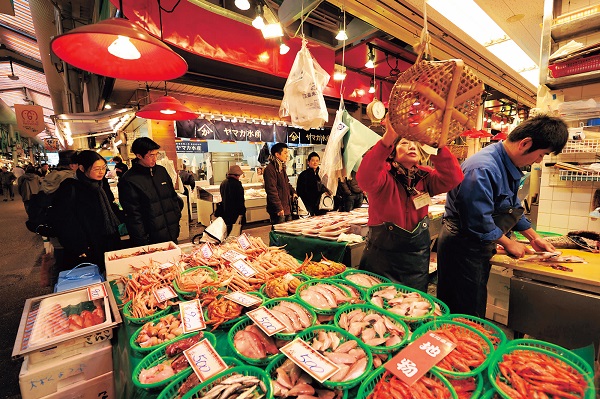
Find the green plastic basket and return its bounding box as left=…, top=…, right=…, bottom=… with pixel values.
left=412, top=319, right=494, bottom=379
left=488, top=339, right=595, bottom=399
left=441, top=314, right=507, bottom=349
left=227, top=317, right=280, bottom=366
left=295, top=279, right=354, bottom=315
left=173, top=266, right=219, bottom=299
left=260, top=273, right=309, bottom=300
left=356, top=366, right=458, bottom=399
left=181, top=365, right=273, bottom=399
left=296, top=325, right=373, bottom=390
left=204, top=291, right=265, bottom=330
left=265, top=353, right=348, bottom=399
left=365, top=283, right=436, bottom=324
left=130, top=311, right=194, bottom=354
left=340, top=269, right=392, bottom=288
left=479, top=389, right=501, bottom=399
left=123, top=300, right=172, bottom=325
left=333, top=303, right=409, bottom=354
left=446, top=373, right=484, bottom=399
left=156, top=356, right=242, bottom=399
left=132, top=330, right=217, bottom=390
left=262, top=297, right=317, bottom=340
left=328, top=278, right=367, bottom=301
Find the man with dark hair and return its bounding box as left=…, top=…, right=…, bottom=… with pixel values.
left=264, top=143, right=296, bottom=224
left=112, top=156, right=128, bottom=178
left=437, top=115, right=569, bottom=317
left=118, top=137, right=182, bottom=246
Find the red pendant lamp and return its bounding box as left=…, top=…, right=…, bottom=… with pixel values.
left=50, top=18, right=188, bottom=81
left=136, top=95, right=197, bottom=120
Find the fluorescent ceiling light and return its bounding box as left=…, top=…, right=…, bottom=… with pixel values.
left=427, top=0, right=538, bottom=87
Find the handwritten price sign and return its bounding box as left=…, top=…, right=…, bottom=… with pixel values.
left=225, top=292, right=262, bottom=307
left=221, top=250, right=246, bottom=263
left=280, top=338, right=340, bottom=383
left=231, top=259, right=257, bottom=278
left=179, top=300, right=207, bottom=333
left=200, top=243, right=214, bottom=259
left=86, top=284, right=107, bottom=301
left=183, top=339, right=228, bottom=381
left=247, top=307, right=286, bottom=336
left=153, top=286, right=177, bottom=303
left=237, top=233, right=252, bottom=250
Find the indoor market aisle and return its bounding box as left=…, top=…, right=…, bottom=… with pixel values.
left=0, top=191, right=52, bottom=399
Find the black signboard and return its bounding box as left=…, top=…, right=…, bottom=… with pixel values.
left=175, top=140, right=209, bottom=153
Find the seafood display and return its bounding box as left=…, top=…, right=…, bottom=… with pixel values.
left=344, top=272, right=386, bottom=288
left=451, top=317, right=503, bottom=348
left=174, top=266, right=224, bottom=295
left=301, top=254, right=346, bottom=278
left=272, top=210, right=369, bottom=240
left=271, top=358, right=344, bottom=399
left=297, top=282, right=353, bottom=311
left=264, top=273, right=303, bottom=299
left=134, top=313, right=183, bottom=349
left=369, top=285, right=433, bottom=319
left=190, top=373, right=267, bottom=399
left=39, top=300, right=105, bottom=338
left=336, top=308, right=406, bottom=350
left=265, top=299, right=314, bottom=334
left=205, top=291, right=244, bottom=330
left=107, top=243, right=178, bottom=260
left=494, top=349, right=589, bottom=399
left=447, top=376, right=478, bottom=399
left=367, top=370, right=454, bottom=399
left=233, top=323, right=279, bottom=360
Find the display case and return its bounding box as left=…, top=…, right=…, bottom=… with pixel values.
left=196, top=182, right=268, bottom=225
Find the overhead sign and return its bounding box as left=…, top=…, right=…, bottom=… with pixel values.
left=43, top=138, right=60, bottom=152
left=175, top=140, right=209, bottom=153
left=15, top=104, right=45, bottom=136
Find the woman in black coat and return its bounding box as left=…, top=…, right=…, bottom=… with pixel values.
left=218, top=165, right=246, bottom=234
left=51, top=150, right=121, bottom=276
left=296, top=152, right=329, bottom=215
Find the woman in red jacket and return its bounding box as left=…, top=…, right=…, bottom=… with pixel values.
left=356, top=120, right=463, bottom=292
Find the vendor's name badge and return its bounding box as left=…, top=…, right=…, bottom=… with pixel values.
left=200, top=243, right=213, bottom=259
left=280, top=338, right=341, bottom=383
left=179, top=299, right=206, bottom=333
left=87, top=284, right=107, bottom=301
left=247, top=307, right=286, bottom=336
left=412, top=192, right=432, bottom=210
left=153, top=286, right=177, bottom=303
left=237, top=233, right=252, bottom=250
left=385, top=331, right=456, bottom=385
left=183, top=338, right=228, bottom=382
left=221, top=249, right=246, bottom=263
left=231, top=259, right=257, bottom=278
left=225, top=291, right=262, bottom=307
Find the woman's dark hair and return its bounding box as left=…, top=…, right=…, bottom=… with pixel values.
left=271, top=142, right=288, bottom=156
left=131, top=137, right=161, bottom=157
left=113, top=156, right=122, bottom=163
left=507, top=115, right=568, bottom=155
left=26, top=166, right=36, bottom=173
left=306, top=152, right=320, bottom=162
left=76, top=150, right=106, bottom=172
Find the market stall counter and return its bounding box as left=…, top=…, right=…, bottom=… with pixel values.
left=490, top=248, right=600, bottom=356
left=196, top=183, right=268, bottom=226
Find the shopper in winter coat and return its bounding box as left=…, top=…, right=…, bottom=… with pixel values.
left=356, top=117, right=463, bottom=293
left=41, top=150, right=79, bottom=194
left=118, top=137, right=182, bottom=246
left=51, top=150, right=122, bottom=275
left=18, top=166, right=41, bottom=213
left=112, top=156, right=129, bottom=178
left=437, top=115, right=567, bottom=317
left=296, top=152, right=329, bottom=216
left=337, top=172, right=364, bottom=212
left=1, top=167, right=16, bottom=201
left=264, top=143, right=296, bottom=224
left=218, top=165, right=246, bottom=234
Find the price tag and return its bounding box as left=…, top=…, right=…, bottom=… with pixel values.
left=153, top=286, right=177, bottom=303
left=225, top=291, right=263, bottom=307
left=231, top=259, right=257, bottom=278
left=237, top=233, right=252, bottom=250
left=221, top=249, right=246, bottom=263
left=384, top=331, right=456, bottom=385
left=159, top=262, right=174, bottom=269
left=179, top=299, right=207, bottom=333
left=86, top=284, right=107, bottom=301
left=247, top=307, right=286, bottom=336
left=200, top=243, right=213, bottom=259
left=183, top=338, right=228, bottom=382
left=280, top=338, right=341, bottom=383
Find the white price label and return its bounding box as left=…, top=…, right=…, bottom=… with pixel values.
left=179, top=300, right=206, bottom=333
left=153, top=286, right=177, bottom=303
left=159, top=262, right=174, bottom=269
left=87, top=284, right=107, bottom=301
left=221, top=250, right=246, bottom=263
left=231, top=259, right=257, bottom=278
left=200, top=243, right=213, bottom=259
left=183, top=339, right=228, bottom=382
left=247, top=307, right=287, bottom=336
left=237, top=233, right=252, bottom=250
left=280, top=338, right=341, bottom=383
left=225, top=291, right=263, bottom=307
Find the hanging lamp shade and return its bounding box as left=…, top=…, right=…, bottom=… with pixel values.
left=136, top=95, right=197, bottom=120
left=51, top=18, right=188, bottom=81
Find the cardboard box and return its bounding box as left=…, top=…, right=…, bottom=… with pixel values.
left=104, top=241, right=181, bottom=281
left=19, top=340, right=113, bottom=399
left=44, top=372, right=114, bottom=399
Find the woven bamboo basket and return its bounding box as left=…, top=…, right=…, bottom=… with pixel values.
left=447, top=144, right=469, bottom=159
left=388, top=59, right=485, bottom=148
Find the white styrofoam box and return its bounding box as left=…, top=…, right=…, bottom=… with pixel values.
left=27, top=329, right=112, bottom=366
left=43, top=372, right=114, bottom=399
left=486, top=303, right=508, bottom=326
left=105, top=241, right=181, bottom=281
left=19, top=340, right=112, bottom=399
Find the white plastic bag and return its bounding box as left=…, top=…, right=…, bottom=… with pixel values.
left=280, top=40, right=329, bottom=130
left=203, top=217, right=228, bottom=244
left=320, top=108, right=349, bottom=194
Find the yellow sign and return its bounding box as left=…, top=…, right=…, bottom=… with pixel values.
left=15, top=104, right=45, bottom=136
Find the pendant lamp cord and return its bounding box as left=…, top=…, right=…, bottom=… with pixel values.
left=418, top=0, right=431, bottom=62
left=164, top=81, right=168, bottom=96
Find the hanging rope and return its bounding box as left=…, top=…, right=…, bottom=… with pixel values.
left=417, top=0, right=432, bottom=62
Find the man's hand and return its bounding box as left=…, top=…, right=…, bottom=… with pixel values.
left=277, top=210, right=284, bottom=216
left=501, top=240, right=530, bottom=258
left=530, top=237, right=556, bottom=253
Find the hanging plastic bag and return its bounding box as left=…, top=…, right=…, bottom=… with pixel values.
left=320, top=107, right=349, bottom=194
left=280, top=39, right=329, bottom=130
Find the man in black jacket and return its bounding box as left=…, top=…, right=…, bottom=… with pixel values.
left=118, top=137, right=182, bottom=246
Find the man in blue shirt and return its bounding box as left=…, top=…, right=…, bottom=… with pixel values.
left=437, top=115, right=568, bottom=317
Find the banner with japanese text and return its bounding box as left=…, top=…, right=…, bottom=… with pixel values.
left=175, top=140, right=209, bottom=153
